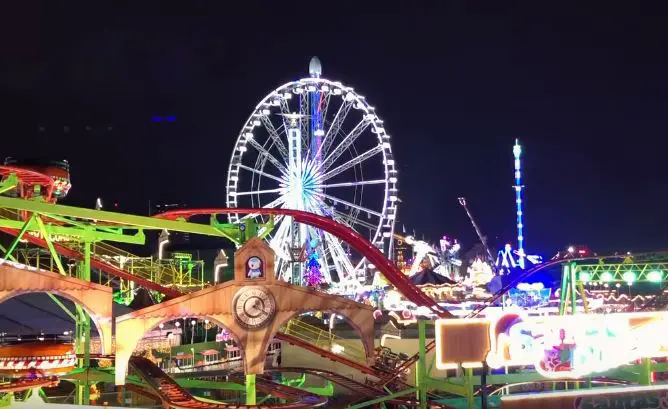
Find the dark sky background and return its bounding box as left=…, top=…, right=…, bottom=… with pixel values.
left=1, top=3, right=667, bottom=257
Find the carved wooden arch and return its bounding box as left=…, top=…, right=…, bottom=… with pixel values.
left=114, top=281, right=376, bottom=384
left=114, top=283, right=245, bottom=386
left=0, top=262, right=113, bottom=355
left=114, top=311, right=245, bottom=386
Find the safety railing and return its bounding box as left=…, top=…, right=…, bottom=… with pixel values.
left=282, top=318, right=366, bottom=362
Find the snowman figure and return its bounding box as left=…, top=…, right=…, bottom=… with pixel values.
left=247, top=256, right=263, bottom=279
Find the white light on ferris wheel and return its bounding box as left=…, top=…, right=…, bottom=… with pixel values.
left=226, top=57, right=397, bottom=293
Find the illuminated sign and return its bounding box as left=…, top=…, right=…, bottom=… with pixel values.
left=488, top=312, right=668, bottom=378
left=26, top=231, right=74, bottom=243
left=436, top=311, right=668, bottom=378
left=507, top=283, right=551, bottom=308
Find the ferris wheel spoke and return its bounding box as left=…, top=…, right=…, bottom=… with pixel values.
left=230, top=187, right=285, bottom=197
left=269, top=216, right=292, bottom=261
left=237, top=164, right=285, bottom=184
left=319, top=145, right=383, bottom=182
left=323, top=231, right=360, bottom=287
left=317, top=192, right=382, bottom=218
left=260, top=115, right=289, bottom=160
left=318, top=179, right=386, bottom=189
left=321, top=119, right=372, bottom=171
left=316, top=100, right=354, bottom=160
left=331, top=209, right=360, bottom=229
left=246, top=135, right=289, bottom=175
left=238, top=196, right=286, bottom=221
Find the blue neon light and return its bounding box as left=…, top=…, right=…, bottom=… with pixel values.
left=513, top=139, right=525, bottom=268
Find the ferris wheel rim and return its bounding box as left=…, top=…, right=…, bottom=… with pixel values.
left=225, top=75, right=398, bottom=284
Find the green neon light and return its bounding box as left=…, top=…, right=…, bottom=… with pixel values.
left=648, top=270, right=663, bottom=282
left=622, top=271, right=636, bottom=283
left=601, top=271, right=614, bottom=282
left=578, top=272, right=591, bottom=282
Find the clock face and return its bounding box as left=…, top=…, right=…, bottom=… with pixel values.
left=232, top=286, right=276, bottom=330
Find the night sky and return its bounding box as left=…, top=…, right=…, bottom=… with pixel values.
left=2, top=3, right=667, bottom=257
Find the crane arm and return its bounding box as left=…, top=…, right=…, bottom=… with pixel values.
left=458, top=197, right=495, bottom=263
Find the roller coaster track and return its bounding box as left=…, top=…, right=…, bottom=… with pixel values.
left=0, top=203, right=449, bottom=317
left=155, top=208, right=451, bottom=318
left=265, top=367, right=421, bottom=406
left=0, top=376, right=59, bottom=393
left=0, top=226, right=183, bottom=298
left=129, top=356, right=327, bottom=409
left=0, top=207, right=192, bottom=298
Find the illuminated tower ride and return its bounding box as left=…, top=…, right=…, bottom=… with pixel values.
left=226, top=57, right=398, bottom=294
left=513, top=139, right=525, bottom=268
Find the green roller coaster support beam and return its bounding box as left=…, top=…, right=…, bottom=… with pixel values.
left=575, top=260, right=668, bottom=283
left=211, top=215, right=275, bottom=244
left=47, top=293, right=77, bottom=321
left=0, top=196, right=253, bottom=243
left=346, top=387, right=418, bottom=409
left=0, top=219, right=145, bottom=244
left=0, top=173, right=18, bottom=195
left=3, top=213, right=36, bottom=261
left=416, top=320, right=428, bottom=409
left=559, top=265, right=570, bottom=315
left=282, top=373, right=307, bottom=388
left=74, top=240, right=93, bottom=406
left=35, top=215, right=67, bottom=275
left=245, top=374, right=256, bottom=405
left=0, top=243, right=16, bottom=262
left=640, top=357, right=652, bottom=386
left=304, top=381, right=334, bottom=397
left=0, top=392, right=12, bottom=407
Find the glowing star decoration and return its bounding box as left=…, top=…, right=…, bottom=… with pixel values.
left=496, top=244, right=517, bottom=275
left=485, top=312, right=668, bottom=378
left=467, top=258, right=494, bottom=286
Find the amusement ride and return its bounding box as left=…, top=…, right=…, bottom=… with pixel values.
left=0, top=58, right=666, bottom=409
left=227, top=56, right=398, bottom=294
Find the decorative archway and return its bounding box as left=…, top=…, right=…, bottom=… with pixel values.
left=114, top=309, right=246, bottom=386
left=115, top=237, right=375, bottom=385
left=0, top=262, right=113, bottom=354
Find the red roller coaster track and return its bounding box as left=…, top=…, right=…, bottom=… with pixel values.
left=0, top=376, right=59, bottom=393
left=154, top=208, right=452, bottom=318
left=129, top=356, right=327, bottom=409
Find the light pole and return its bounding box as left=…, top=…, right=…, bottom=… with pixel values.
left=158, top=229, right=170, bottom=260
left=191, top=319, right=196, bottom=344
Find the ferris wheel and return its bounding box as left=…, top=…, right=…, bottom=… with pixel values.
left=226, top=57, right=398, bottom=292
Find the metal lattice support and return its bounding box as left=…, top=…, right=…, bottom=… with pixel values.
left=574, top=261, right=668, bottom=283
